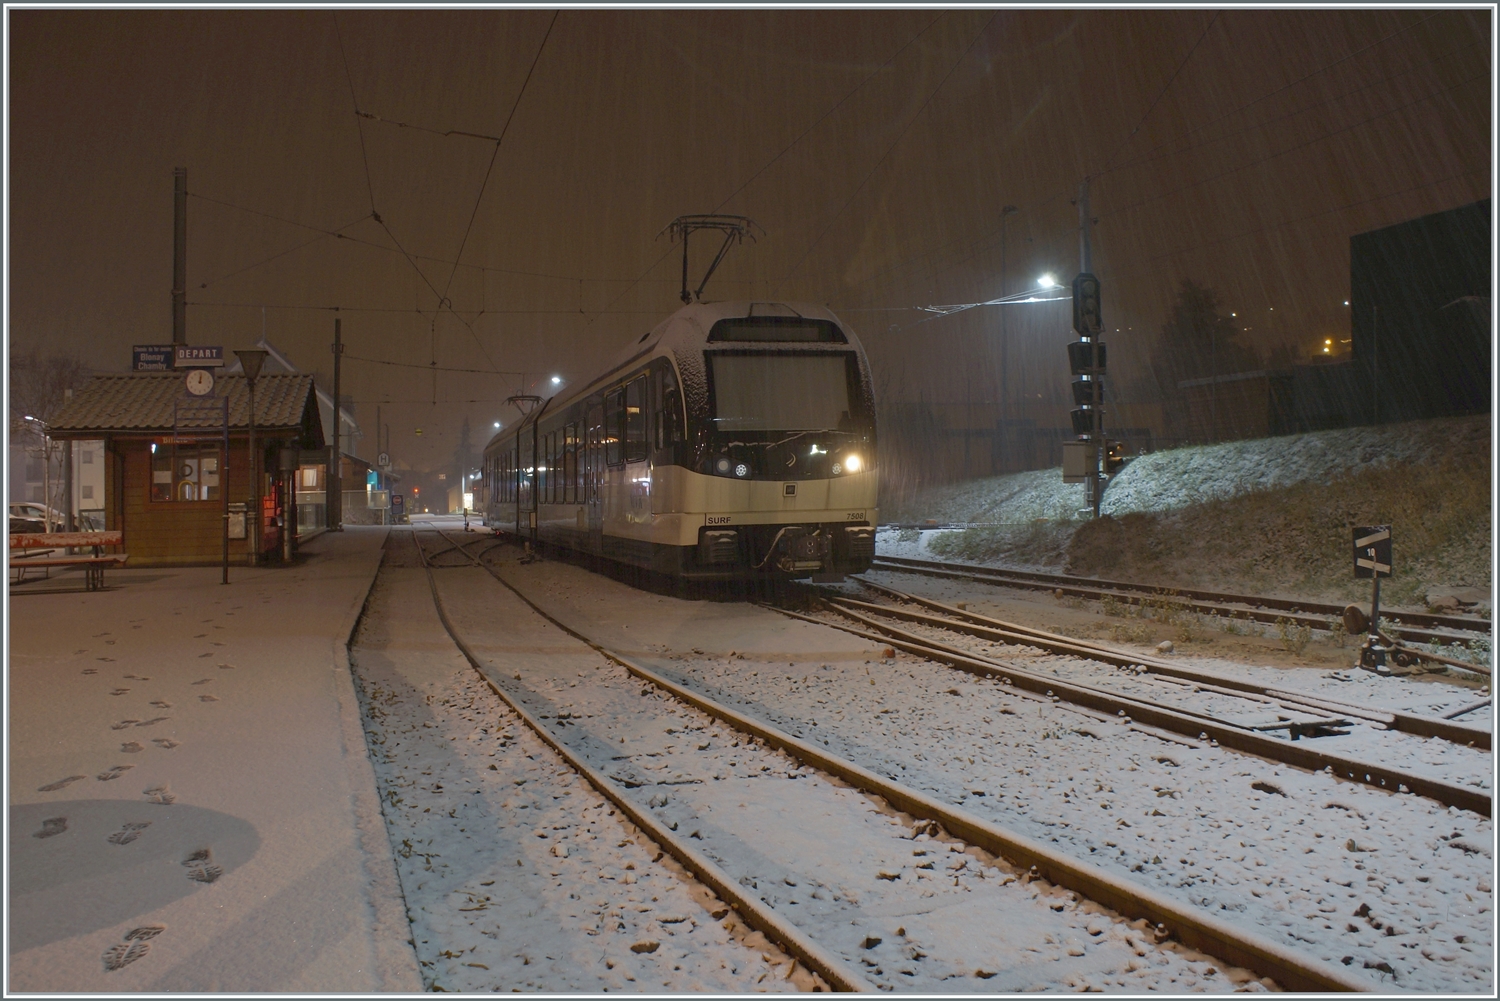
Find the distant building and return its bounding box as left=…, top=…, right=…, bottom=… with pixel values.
left=223, top=337, right=396, bottom=529
left=1349, top=198, right=1491, bottom=423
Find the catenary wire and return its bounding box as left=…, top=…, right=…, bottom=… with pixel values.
left=441, top=10, right=561, bottom=301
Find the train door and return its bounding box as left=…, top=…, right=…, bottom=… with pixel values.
left=586, top=400, right=604, bottom=547
left=624, top=375, right=649, bottom=529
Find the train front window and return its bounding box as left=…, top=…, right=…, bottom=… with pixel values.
left=709, top=353, right=853, bottom=432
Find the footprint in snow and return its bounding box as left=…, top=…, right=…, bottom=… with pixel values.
left=33, top=817, right=68, bottom=839
left=97, top=765, right=134, bottom=781
left=134, top=717, right=171, bottom=727
left=190, top=679, right=212, bottom=686
left=149, top=701, right=172, bottom=709
left=81, top=668, right=98, bottom=675
left=36, top=775, right=86, bottom=792
left=102, top=926, right=165, bottom=972
left=182, top=848, right=223, bottom=883
left=109, top=689, right=130, bottom=696
left=121, top=742, right=145, bottom=753
left=144, top=784, right=176, bottom=805
left=110, top=720, right=140, bottom=730
left=198, top=694, right=219, bottom=702
left=151, top=738, right=180, bottom=749
left=107, top=822, right=151, bottom=845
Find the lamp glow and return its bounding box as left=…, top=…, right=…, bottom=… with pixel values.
left=844, top=454, right=862, bottom=473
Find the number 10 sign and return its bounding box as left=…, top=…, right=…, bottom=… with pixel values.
left=1352, top=526, right=1392, bottom=579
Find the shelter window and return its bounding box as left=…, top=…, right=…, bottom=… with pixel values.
left=151, top=440, right=221, bottom=502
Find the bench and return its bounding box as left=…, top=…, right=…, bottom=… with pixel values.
left=9, top=531, right=129, bottom=591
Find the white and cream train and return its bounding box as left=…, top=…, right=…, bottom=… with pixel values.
left=481, top=301, right=877, bottom=579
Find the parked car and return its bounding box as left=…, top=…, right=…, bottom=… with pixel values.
left=8, top=504, right=101, bottom=531
left=9, top=516, right=48, bottom=534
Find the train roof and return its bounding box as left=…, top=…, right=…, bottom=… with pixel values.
left=486, top=300, right=859, bottom=449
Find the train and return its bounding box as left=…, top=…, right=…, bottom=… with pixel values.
left=481, top=300, right=878, bottom=580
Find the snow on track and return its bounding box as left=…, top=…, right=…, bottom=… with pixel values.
left=350, top=538, right=798, bottom=992
left=489, top=548, right=1495, bottom=994
left=438, top=540, right=1264, bottom=992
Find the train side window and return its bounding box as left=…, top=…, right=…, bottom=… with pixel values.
left=625, top=375, right=647, bottom=462
left=564, top=423, right=577, bottom=503
left=605, top=387, right=624, bottom=466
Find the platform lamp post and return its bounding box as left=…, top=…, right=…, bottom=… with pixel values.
left=235, top=350, right=269, bottom=566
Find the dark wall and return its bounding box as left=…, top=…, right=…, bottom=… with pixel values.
left=1350, top=199, right=1491, bottom=423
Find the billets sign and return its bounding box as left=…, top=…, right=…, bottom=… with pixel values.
left=133, top=345, right=176, bottom=371
left=174, top=345, right=225, bottom=368
left=1352, top=526, right=1392, bottom=578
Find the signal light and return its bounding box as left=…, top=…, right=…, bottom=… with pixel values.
left=1104, top=440, right=1127, bottom=475
left=1072, top=272, right=1102, bottom=335
left=1070, top=408, right=1096, bottom=436
left=1070, top=378, right=1103, bottom=407
left=1067, top=341, right=1106, bottom=375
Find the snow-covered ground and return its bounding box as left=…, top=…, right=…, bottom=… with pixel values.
left=372, top=531, right=1260, bottom=992
left=8, top=529, right=418, bottom=992
left=886, top=414, right=1490, bottom=524
left=481, top=544, right=1495, bottom=994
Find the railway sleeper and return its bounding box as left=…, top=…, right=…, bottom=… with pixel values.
left=804, top=602, right=1491, bottom=818
left=840, top=586, right=1491, bottom=752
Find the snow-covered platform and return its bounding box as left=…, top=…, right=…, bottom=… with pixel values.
left=8, top=527, right=420, bottom=992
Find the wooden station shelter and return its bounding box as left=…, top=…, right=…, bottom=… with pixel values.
left=47, top=372, right=324, bottom=567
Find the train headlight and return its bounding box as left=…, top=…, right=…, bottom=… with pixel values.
left=843, top=453, right=862, bottom=473
left=715, top=456, right=731, bottom=475
left=734, top=462, right=750, bottom=478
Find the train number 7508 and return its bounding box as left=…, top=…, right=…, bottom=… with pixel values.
left=845, top=512, right=865, bottom=521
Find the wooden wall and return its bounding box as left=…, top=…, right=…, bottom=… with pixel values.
left=108, top=436, right=288, bottom=566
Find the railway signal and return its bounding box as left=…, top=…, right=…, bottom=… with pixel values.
left=1064, top=271, right=1107, bottom=515
left=1352, top=525, right=1393, bottom=673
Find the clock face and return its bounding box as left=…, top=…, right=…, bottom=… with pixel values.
left=185, top=369, right=215, bottom=396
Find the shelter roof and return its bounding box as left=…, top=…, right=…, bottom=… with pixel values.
left=47, top=373, right=324, bottom=448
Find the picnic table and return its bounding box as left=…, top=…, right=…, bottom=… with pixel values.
left=9, top=531, right=128, bottom=590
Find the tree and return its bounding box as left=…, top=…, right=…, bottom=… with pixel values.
left=1150, top=280, right=1262, bottom=395
left=8, top=349, right=90, bottom=529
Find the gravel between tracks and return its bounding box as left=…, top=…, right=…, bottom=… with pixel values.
left=488, top=546, right=1495, bottom=994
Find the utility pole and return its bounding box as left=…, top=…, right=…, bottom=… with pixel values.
left=330, top=318, right=343, bottom=531
left=172, top=167, right=187, bottom=345
left=998, top=204, right=1018, bottom=472
left=235, top=350, right=268, bottom=564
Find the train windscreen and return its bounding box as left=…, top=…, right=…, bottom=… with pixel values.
left=709, top=353, right=852, bottom=431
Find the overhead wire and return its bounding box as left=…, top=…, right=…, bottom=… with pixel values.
left=196, top=213, right=373, bottom=289
left=585, top=12, right=947, bottom=324
left=330, top=10, right=501, bottom=375
left=441, top=9, right=561, bottom=301
left=815, top=13, right=1478, bottom=322
left=1099, top=10, right=1221, bottom=173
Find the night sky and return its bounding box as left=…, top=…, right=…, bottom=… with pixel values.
left=8, top=7, right=1491, bottom=471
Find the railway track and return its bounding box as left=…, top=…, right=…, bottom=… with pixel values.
left=778, top=581, right=1489, bottom=818
left=869, top=554, right=1491, bottom=652
left=417, top=529, right=1375, bottom=993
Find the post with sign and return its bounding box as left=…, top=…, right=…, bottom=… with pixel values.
left=1352, top=525, right=1393, bottom=673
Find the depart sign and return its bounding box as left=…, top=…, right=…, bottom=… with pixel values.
left=174, top=345, right=225, bottom=368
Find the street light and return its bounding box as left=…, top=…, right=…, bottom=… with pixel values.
left=235, top=349, right=268, bottom=565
